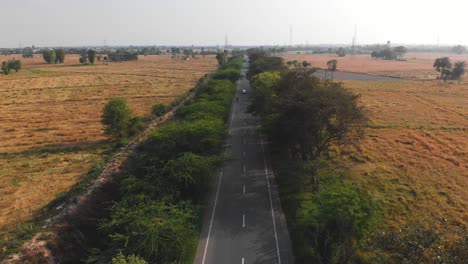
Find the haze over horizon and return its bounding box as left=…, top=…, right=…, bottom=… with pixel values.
left=2, top=0, right=468, bottom=48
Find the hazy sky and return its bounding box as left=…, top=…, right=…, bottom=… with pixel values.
left=2, top=0, right=468, bottom=47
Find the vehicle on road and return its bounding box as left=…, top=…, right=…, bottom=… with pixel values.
left=242, top=89, right=247, bottom=94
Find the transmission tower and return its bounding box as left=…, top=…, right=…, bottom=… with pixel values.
left=351, top=25, right=357, bottom=54
left=224, top=34, right=229, bottom=49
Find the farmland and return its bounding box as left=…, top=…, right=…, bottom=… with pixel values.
left=283, top=52, right=468, bottom=79
left=0, top=54, right=217, bottom=245
left=335, top=80, right=467, bottom=238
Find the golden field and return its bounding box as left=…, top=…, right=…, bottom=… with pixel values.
left=0, top=54, right=217, bottom=242
left=335, top=80, right=467, bottom=238
left=283, top=52, right=468, bottom=79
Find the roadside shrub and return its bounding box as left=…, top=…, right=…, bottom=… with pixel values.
left=128, top=117, right=145, bottom=137
left=146, top=117, right=224, bottom=157
left=298, top=181, right=378, bottom=263
left=222, top=56, right=244, bottom=70
left=212, top=68, right=241, bottom=82
left=102, top=196, right=196, bottom=263
left=161, top=153, right=217, bottom=203
left=112, top=252, right=147, bottom=264
left=178, top=100, right=227, bottom=120
left=151, top=103, right=167, bottom=117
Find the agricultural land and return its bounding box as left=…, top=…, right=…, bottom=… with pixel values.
left=0, top=54, right=217, bottom=249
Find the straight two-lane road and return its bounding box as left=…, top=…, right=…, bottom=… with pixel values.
left=194, top=61, right=294, bottom=264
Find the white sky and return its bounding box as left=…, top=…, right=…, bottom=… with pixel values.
left=1, top=0, right=467, bottom=47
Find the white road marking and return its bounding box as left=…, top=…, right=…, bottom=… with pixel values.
left=244, top=138, right=246, bottom=145
left=243, top=185, right=245, bottom=196
left=243, top=214, right=245, bottom=228
left=244, top=151, right=246, bottom=158
left=260, top=133, right=282, bottom=264
left=202, top=170, right=224, bottom=264
left=242, top=257, right=245, bottom=264
left=243, top=163, right=246, bottom=173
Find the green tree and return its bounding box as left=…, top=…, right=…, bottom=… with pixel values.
left=299, top=182, right=378, bottom=263
left=248, top=56, right=288, bottom=79
left=54, top=48, right=65, bottom=63
left=87, top=49, right=97, bottom=64
left=79, top=53, right=87, bottom=64
left=262, top=68, right=366, bottom=162
left=433, top=57, right=452, bottom=81
left=1, top=61, right=10, bottom=75
left=302, top=61, right=312, bottom=67
left=327, top=59, right=338, bottom=80
left=102, top=196, right=196, bottom=263
left=215, top=52, right=226, bottom=65
left=22, top=47, right=33, bottom=58
left=451, top=45, right=466, bottom=54
left=248, top=71, right=281, bottom=118
left=394, top=46, right=407, bottom=60
left=42, top=49, right=56, bottom=64
left=336, top=47, right=346, bottom=57
left=8, top=59, right=21, bottom=72
left=102, top=98, right=133, bottom=139
left=451, top=61, right=466, bottom=84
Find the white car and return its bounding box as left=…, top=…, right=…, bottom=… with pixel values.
left=242, top=89, right=247, bottom=94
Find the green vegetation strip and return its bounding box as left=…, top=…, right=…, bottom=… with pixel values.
left=85, top=56, right=243, bottom=264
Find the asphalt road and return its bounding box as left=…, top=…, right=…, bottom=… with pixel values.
left=314, top=69, right=400, bottom=81
left=193, top=61, right=294, bottom=264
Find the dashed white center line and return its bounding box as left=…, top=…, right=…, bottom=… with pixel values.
left=243, top=185, right=245, bottom=196
left=242, top=257, right=245, bottom=264
left=243, top=163, right=246, bottom=173
left=243, top=151, right=246, bottom=158
left=244, top=138, right=246, bottom=145
left=242, top=214, right=245, bottom=228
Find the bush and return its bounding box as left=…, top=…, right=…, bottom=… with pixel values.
left=102, top=98, right=133, bottom=139
left=102, top=196, right=196, bottom=263
left=9, top=59, right=21, bottom=72
left=108, top=49, right=138, bottom=62
left=297, top=181, right=378, bottom=263
left=178, top=100, right=227, bottom=121
left=128, top=117, right=145, bottom=137
left=112, top=252, right=147, bottom=264
left=151, top=104, right=167, bottom=117
left=212, top=68, right=241, bottom=83
left=147, top=117, right=225, bottom=157
left=1, top=61, right=11, bottom=75
left=1, top=60, right=21, bottom=74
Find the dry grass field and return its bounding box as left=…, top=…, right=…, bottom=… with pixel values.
left=333, top=80, right=467, bottom=238
left=283, top=52, right=468, bottom=79
left=0, top=54, right=217, bottom=243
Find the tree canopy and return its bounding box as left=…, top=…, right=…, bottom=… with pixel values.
left=101, top=98, right=133, bottom=139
